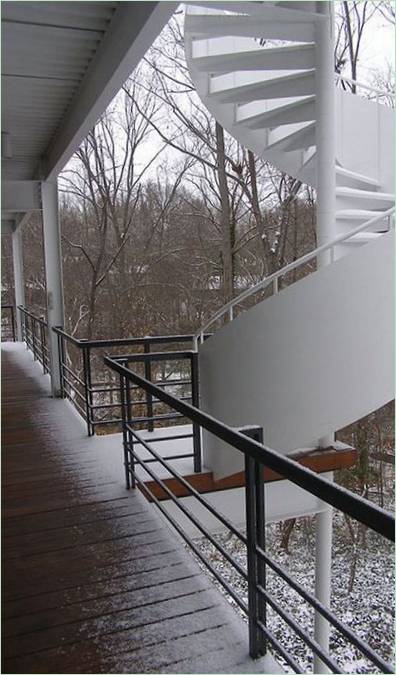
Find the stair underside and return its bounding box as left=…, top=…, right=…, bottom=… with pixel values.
left=140, top=445, right=357, bottom=501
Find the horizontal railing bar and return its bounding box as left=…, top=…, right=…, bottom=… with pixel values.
left=133, top=469, right=249, bottom=613
left=52, top=327, right=202, bottom=349
left=130, top=412, right=185, bottom=424
left=91, top=394, right=193, bottom=412
left=128, top=426, right=247, bottom=544
left=89, top=402, right=123, bottom=411
left=91, top=418, right=123, bottom=426
left=255, top=545, right=393, bottom=672
left=62, top=377, right=86, bottom=402
left=131, top=433, right=194, bottom=446
left=18, top=306, right=48, bottom=327
left=106, top=356, right=394, bottom=541
left=152, top=395, right=193, bottom=404
left=88, top=380, right=192, bottom=392
left=128, top=445, right=248, bottom=573
left=155, top=379, right=192, bottom=388
left=90, top=386, right=122, bottom=394
left=141, top=453, right=194, bottom=463
left=113, top=351, right=194, bottom=363
left=61, top=362, right=85, bottom=388
left=256, top=584, right=340, bottom=672
left=92, top=414, right=187, bottom=426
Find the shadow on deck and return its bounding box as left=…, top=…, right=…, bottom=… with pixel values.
left=1, top=343, right=279, bottom=674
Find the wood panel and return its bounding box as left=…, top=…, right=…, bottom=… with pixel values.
left=141, top=445, right=357, bottom=501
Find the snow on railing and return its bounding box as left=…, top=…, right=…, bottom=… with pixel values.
left=196, top=206, right=395, bottom=341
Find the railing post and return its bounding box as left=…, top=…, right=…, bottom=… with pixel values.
left=82, top=343, right=93, bottom=436
left=125, top=369, right=136, bottom=489
left=19, top=308, right=24, bottom=342
left=39, top=321, right=45, bottom=372
left=86, top=346, right=94, bottom=435
left=119, top=373, right=131, bottom=490
left=191, top=351, right=202, bottom=473
left=144, top=342, right=154, bottom=432
left=57, top=330, right=65, bottom=395
left=244, top=426, right=266, bottom=659
left=10, top=306, right=16, bottom=342
left=24, top=312, right=29, bottom=349
left=32, top=319, right=37, bottom=361
left=43, top=321, right=49, bottom=374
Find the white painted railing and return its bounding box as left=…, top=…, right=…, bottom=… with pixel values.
left=335, top=74, right=395, bottom=104
left=196, top=206, right=395, bottom=341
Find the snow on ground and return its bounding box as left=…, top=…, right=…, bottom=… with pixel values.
left=192, top=515, right=394, bottom=673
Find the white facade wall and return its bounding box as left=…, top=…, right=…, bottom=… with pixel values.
left=200, top=232, right=394, bottom=479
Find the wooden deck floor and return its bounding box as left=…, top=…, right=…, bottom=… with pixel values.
left=1, top=344, right=276, bottom=674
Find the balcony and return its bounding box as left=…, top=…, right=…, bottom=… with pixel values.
left=1, top=307, right=394, bottom=674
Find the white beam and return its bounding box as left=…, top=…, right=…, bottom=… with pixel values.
left=314, top=503, right=333, bottom=674
left=2, top=181, right=41, bottom=212
left=43, top=1, right=178, bottom=181
left=12, top=226, right=25, bottom=340
left=41, top=180, right=64, bottom=397
left=315, top=1, right=336, bottom=266
left=313, top=5, right=335, bottom=669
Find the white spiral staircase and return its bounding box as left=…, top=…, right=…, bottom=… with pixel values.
left=184, top=1, right=395, bottom=480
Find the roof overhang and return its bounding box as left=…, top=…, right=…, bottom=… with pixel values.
left=1, top=1, right=178, bottom=229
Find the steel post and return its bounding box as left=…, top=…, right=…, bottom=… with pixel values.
left=12, top=228, right=25, bottom=341
left=144, top=342, right=154, bottom=431
left=191, top=351, right=202, bottom=473
left=41, top=179, right=65, bottom=397
left=244, top=426, right=266, bottom=658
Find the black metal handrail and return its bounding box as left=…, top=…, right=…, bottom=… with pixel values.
left=52, top=327, right=206, bottom=439
left=18, top=306, right=50, bottom=374
left=104, top=353, right=394, bottom=673
left=1, top=304, right=16, bottom=341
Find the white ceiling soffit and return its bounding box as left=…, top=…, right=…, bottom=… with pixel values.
left=1, top=1, right=178, bottom=184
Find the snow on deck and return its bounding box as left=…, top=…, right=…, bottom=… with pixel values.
left=2, top=341, right=282, bottom=674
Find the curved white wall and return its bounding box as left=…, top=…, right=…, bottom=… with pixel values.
left=336, top=90, right=394, bottom=191
left=199, top=232, right=394, bottom=479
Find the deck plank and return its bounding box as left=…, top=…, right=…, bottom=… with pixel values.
left=1, top=344, right=269, bottom=674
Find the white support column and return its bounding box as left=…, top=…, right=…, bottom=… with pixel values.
left=314, top=4, right=335, bottom=670
left=315, top=1, right=336, bottom=267
left=41, top=180, right=64, bottom=397
left=12, top=226, right=25, bottom=341
left=314, top=498, right=333, bottom=674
